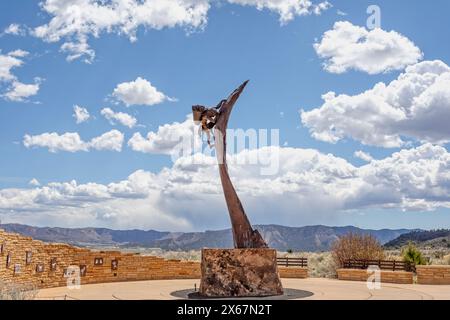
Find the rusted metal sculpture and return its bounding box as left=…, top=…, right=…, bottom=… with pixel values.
left=193, top=81, right=267, bottom=249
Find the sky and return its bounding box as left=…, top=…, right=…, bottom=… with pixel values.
left=1, top=0, right=450, bottom=231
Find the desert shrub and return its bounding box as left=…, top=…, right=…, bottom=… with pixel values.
left=331, top=233, right=385, bottom=268
left=401, top=242, right=427, bottom=265
left=0, top=280, right=38, bottom=300
left=279, top=251, right=337, bottom=278
left=446, top=255, right=450, bottom=265
left=307, top=252, right=337, bottom=278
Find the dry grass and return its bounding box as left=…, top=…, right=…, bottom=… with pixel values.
left=141, top=249, right=201, bottom=261
left=0, top=280, right=38, bottom=300
left=279, top=251, right=337, bottom=278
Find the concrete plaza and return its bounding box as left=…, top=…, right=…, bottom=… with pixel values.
left=35, top=278, right=450, bottom=300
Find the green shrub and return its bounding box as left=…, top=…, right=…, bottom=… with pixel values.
left=401, top=242, right=427, bottom=265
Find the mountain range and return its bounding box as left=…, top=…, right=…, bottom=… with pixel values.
left=0, top=223, right=414, bottom=252
left=384, top=229, right=450, bottom=249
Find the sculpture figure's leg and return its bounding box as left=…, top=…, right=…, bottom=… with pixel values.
left=214, top=81, right=267, bottom=249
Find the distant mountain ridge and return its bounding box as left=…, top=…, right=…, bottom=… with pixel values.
left=384, top=229, right=450, bottom=248
left=0, top=223, right=414, bottom=252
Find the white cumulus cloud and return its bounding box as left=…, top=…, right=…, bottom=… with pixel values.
left=101, top=107, right=137, bottom=128
left=228, top=0, right=331, bottom=24
left=32, top=0, right=211, bottom=62
left=89, top=130, right=124, bottom=152
left=73, top=105, right=90, bottom=124
left=354, top=150, right=373, bottom=162
left=314, top=21, right=423, bottom=74
left=301, top=60, right=450, bottom=147
left=3, top=80, right=40, bottom=102
left=128, top=115, right=198, bottom=155
left=2, top=144, right=450, bottom=230
left=113, top=77, right=173, bottom=106
left=29, top=178, right=41, bottom=187
left=23, top=130, right=124, bottom=153
left=29, top=0, right=329, bottom=62
left=0, top=50, right=41, bottom=102
left=0, top=51, right=23, bottom=81
left=2, top=23, right=26, bottom=36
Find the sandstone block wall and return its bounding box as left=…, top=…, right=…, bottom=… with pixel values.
left=416, top=265, right=450, bottom=285
left=1, top=229, right=311, bottom=290
left=0, top=229, right=200, bottom=289
left=337, top=268, right=413, bottom=284
left=278, top=267, right=308, bottom=279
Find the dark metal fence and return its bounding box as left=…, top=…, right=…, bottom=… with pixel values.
left=277, top=257, right=308, bottom=268
left=343, top=259, right=415, bottom=272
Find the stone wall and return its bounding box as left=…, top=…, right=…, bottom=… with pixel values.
left=0, top=229, right=310, bottom=289
left=416, top=265, right=450, bottom=285
left=337, top=268, right=414, bottom=284
left=0, top=229, right=200, bottom=289
left=278, top=267, right=308, bottom=279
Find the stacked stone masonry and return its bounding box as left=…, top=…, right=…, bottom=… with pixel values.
left=278, top=266, right=308, bottom=279
left=0, top=229, right=308, bottom=289
left=416, top=266, right=450, bottom=285
left=337, top=268, right=414, bottom=284
left=0, top=229, right=201, bottom=289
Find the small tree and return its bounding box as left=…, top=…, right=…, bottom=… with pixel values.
left=331, top=233, right=385, bottom=268
left=401, top=242, right=427, bottom=265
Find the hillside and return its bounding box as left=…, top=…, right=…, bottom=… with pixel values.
left=0, top=223, right=413, bottom=252
left=384, top=229, right=450, bottom=249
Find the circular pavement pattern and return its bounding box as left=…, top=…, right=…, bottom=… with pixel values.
left=170, top=288, right=314, bottom=300
left=35, top=278, right=450, bottom=300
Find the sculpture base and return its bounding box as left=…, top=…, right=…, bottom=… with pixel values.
left=199, top=248, right=284, bottom=297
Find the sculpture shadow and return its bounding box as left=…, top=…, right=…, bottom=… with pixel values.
left=170, top=288, right=314, bottom=300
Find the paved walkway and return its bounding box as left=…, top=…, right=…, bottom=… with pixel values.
left=35, top=278, right=450, bottom=300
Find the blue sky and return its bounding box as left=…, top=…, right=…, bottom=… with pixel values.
left=1, top=0, right=450, bottom=231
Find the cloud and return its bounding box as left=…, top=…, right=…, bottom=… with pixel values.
left=2, top=144, right=450, bottom=230
left=89, top=129, right=124, bottom=152
left=101, top=107, right=137, bottom=128
left=7, top=49, right=29, bottom=58
left=0, top=51, right=23, bottom=81
left=2, top=23, right=26, bottom=36
left=23, top=130, right=124, bottom=153
left=128, top=115, right=198, bottom=155
left=32, top=0, right=211, bottom=62
left=73, top=105, right=90, bottom=124
left=113, top=77, right=173, bottom=106
left=24, top=132, right=89, bottom=153
left=29, top=178, right=41, bottom=187
left=301, top=60, right=450, bottom=147
left=228, top=0, right=331, bottom=23
left=29, top=0, right=329, bottom=62
left=0, top=50, right=41, bottom=102
left=60, top=37, right=95, bottom=63
left=354, top=151, right=373, bottom=162
left=3, top=80, right=40, bottom=102
left=314, top=21, right=423, bottom=74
